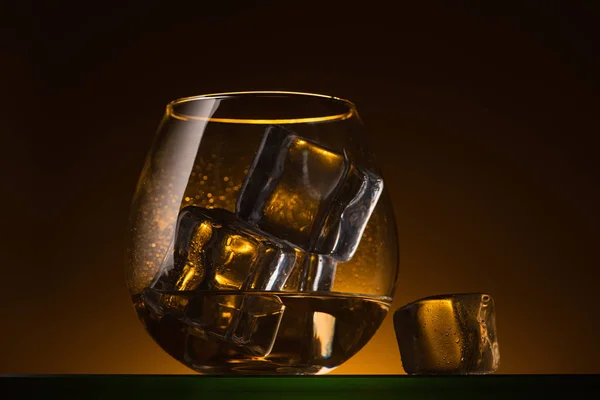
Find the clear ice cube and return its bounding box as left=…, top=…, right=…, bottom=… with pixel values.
left=144, top=290, right=285, bottom=357
left=301, top=254, right=338, bottom=292
left=144, top=207, right=292, bottom=356
left=183, top=293, right=243, bottom=340
left=300, top=253, right=337, bottom=292
left=281, top=252, right=337, bottom=292
left=150, top=206, right=297, bottom=292
left=230, top=294, right=286, bottom=356
left=184, top=293, right=285, bottom=356
left=236, top=125, right=383, bottom=262
left=393, top=293, right=500, bottom=375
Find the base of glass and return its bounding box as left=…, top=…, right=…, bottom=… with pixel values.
left=188, top=360, right=332, bottom=375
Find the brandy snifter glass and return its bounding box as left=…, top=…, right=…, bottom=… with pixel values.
left=126, top=91, right=399, bottom=374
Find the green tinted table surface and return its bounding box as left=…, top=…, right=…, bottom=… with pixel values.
left=2, top=375, right=598, bottom=399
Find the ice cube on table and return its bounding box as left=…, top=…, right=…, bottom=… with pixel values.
left=393, top=293, right=500, bottom=375
left=150, top=206, right=297, bottom=292
left=144, top=290, right=285, bottom=357
left=236, top=125, right=383, bottom=262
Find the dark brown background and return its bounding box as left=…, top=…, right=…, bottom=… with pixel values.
left=1, top=1, right=598, bottom=374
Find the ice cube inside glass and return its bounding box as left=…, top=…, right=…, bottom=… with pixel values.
left=237, top=125, right=383, bottom=262
left=151, top=206, right=297, bottom=292
left=143, top=290, right=285, bottom=357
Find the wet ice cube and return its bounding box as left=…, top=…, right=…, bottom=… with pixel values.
left=393, top=293, right=500, bottom=375
left=281, top=252, right=337, bottom=292
left=313, top=163, right=383, bottom=261
left=184, top=293, right=243, bottom=340
left=150, top=207, right=297, bottom=292
left=237, top=126, right=346, bottom=250
left=185, top=293, right=285, bottom=357
left=141, top=286, right=189, bottom=318
left=237, top=125, right=383, bottom=262
left=304, top=254, right=337, bottom=292
left=230, top=294, right=286, bottom=356
left=300, top=254, right=337, bottom=292
left=143, top=290, right=285, bottom=357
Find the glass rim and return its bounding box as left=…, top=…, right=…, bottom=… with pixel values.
left=166, top=91, right=357, bottom=124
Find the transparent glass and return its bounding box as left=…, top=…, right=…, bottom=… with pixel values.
left=126, top=91, right=399, bottom=374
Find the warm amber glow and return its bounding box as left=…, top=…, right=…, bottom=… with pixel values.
left=294, top=140, right=342, bottom=165
left=214, top=235, right=259, bottom=289
left=175, top=263, right=203, bottom=291
left=195, top=221, right=213, bottom=243
left=173, top=221, right=213, bottom=291
left=167, top=91, right=355, bottom=124
left=163, top=293, right=189, bottom=311
left=221, top=311, right=233, bottom=320
left=416, top=299, right=462, bottom=369
left=313, top=312, right=336, bottom=359
left=224, top=235, right=256, bottom=255
left=169, top=113, right=354, bottom=124
left=264, top=183, right=318, bottom=233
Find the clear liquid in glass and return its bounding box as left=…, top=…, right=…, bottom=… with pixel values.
left=133, top=290, right=390, bottom=374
